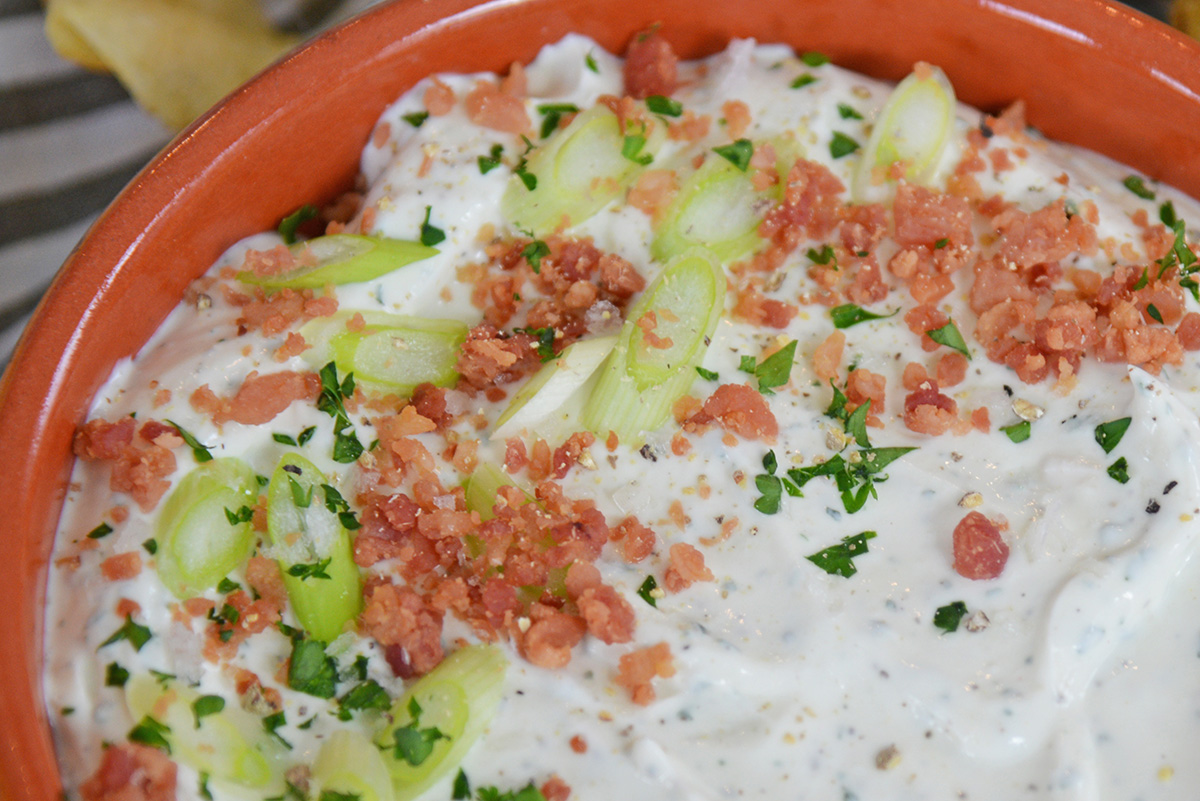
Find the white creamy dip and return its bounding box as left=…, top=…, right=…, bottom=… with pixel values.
left=44, top=33, right=1200, bottom=801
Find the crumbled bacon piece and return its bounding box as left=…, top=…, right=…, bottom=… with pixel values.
left=663, top=543, right=714, bottom=593
left=190, top=371, right=320, bottom=426
left=903, top=379, right=958, bottom=436
left=360, top=581, right=445, bottom=676
left=688, top=383, right=779, bottom=441
left=464, top=80, right=530, bottom=133
left=623, top=28, right=678, bottom=99
left=952, top=511, right=1010, bottom=580
left=100, top=552, right=142, bottom=582
left=615, top=642, right=676, bottom=705
left=80, top=744, right=176, bottom=801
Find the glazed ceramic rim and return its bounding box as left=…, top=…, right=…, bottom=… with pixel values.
left=4, top=0, right=1200, bottom=797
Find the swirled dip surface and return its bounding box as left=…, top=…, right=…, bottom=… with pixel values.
left=44, top=33, right=1200, bottom=801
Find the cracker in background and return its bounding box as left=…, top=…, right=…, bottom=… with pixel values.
left=45, top=0, right=299, bottom=130
left=1172, top=0, right=1200, bottom=39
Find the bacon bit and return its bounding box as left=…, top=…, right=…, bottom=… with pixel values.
left=910, top=273, right=956, bottom=304
left=80, top=743, right=177, bottom=801
left=628, top=169, right=678, bottom=221
left=952, top=511, right=1009, bottom=579
left=615, top=642, right=676, bottom=705
left=424, top=77, right=456, bottom=115
left=552, top=431, right=597, bottom=479
left=667, top=110, right=711, bottom=142
left=505, top=437, right=529, bottom=473
left=1178, top=312, right=1200, bottom=350
left=722, top=99, right=752, bottom=139
left=992, top=198, right=1097, bottom=268
left=903, top=379, right=959, bottom=436
left=688, top=383, right=779, bottom=441
left=700, top=516, right=739, bottom=547
left=970, top=406, right=991, bottom=432
left=455, top=323, right=542, bottom=392
left=541, top=775, right=572, bottom=801
left=182, top=597, right=213, bottom=619
left=74, top=418, right=136, bottom=461
left=623, top=28, right=678, bottom=99
left=894, top=183, right=973, bottom=249
left=360, top=581, right=445, bottom=676
left=245, top=556, right=288, bottom=610
left=232, top=286, right=339, bottom=337
left=636, top=310, right=674, bottom=349
left=273, top=331, right=310, bottom=363
left=668, top=500, right=689, bottom=530
left=731, top=286, right=798, bottom=329
left=612, top=516, right=656, bottom=563
left=985, top=99, right=1027, bottom=138
left=528, top=439, right=554, bottom=481
left=242, top=244, right=298, bottom=278
left=521, top=608, right=587, bottom=668
left=904, top=304, right=950, bottom=352
left=845, top=368, right=886, bottom=426
left=606, top=430, right=620, bottom=451
left=663, top=543, right=715, bottom=593
left=670, top=431, right=692, bottom=456
left=360, top=206, right=378, bottom=235
left=569, top=735, right=588, bottom=754
left=100, top=552, right=142, bottom=582
left=576, top=583, right=636, bottom=644
left=110, top=443, right=177, bottom=512
left=190, top=371, right=320, bottom=426
left=464, top=80, right=531, bottom=134
left=109, top=505, right=129, bottom=524
left=936, top=352, right=969, bottom=387
left=501, top=61, right=527, bottom=96
left=812, top=331, right=846, bottom=382
left=115, top=598, right=142, bottom=618
left=151, top=388, right=172, bottom=408
left=371, top=121, right=391, bottom=148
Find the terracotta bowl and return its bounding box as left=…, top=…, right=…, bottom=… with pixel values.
left=4, top=0, right=1200, bottom=797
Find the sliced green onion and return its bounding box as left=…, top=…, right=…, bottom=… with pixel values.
left=462, top=463, right=531, bottom=523
left=375, top=645, right=507, bottom=801
left=583, top=249, right=725, bottom=441
left=266, top=453, right=362, bottom=642
left=491, top=335, right=618, bottom=440
left=651, top=152, right=767, bottom=264
left=502, top=104, right=665, bottom=235
left=301, top=312, right=467, bottom=395
left=237, top=235, right=437, bottom=290
left=852, top=63, right=957, bottom=201
left=313, top=730, right=394, bottom=801
left=154, top=458, right=258, bottom=600
left=125, top=674, right=286, bottom=791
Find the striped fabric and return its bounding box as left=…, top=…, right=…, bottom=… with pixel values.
left=0, top=0, right=1174, bottom=371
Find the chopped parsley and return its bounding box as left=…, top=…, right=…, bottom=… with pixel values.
left=192, top=695, right=225, bottom=728
left=142, top=538, right=158, bottom=555
left=1122, top=175, right=1155, bottom=200
left=537, top=102, right=579, bottom=138
left=1094, top=417, right=1132, bottom=454
left=521, top=238, right=551, bottom=273
left=1000, top=420, right=1031, bottom=443
left=420, top=205, right=447, bottom=247
left=1107, top=456, right=1130, bottom=484
left=585, top=51, right=599, bottom=73
left=621, top=132, right=654, bottom=166
left=319, top=793, right=362, bottom=801
left=806, top=531, right=876, bottom=577
left=288, top=475, right=314, bottom=509
left=830, top=303, right=896, bottom=329
left=1132, top=267, right=1149, bottom=291
left=713, top=138, right=754, bottom=171
left=104, top=662, right=130, bottom=688
left=272, top=432, right=298, bottom=446
left=695, top=366, right=719, bottom=381
left=926, top=319, right=971, bottom=358
left=390, top=697, right=448, bottom=766
left=100, top=614, right=152, bottom=652
left=322, top=483, right=361, bottom=530
left=454, top=769, right=472, bottom=800
left=316, top=362, right=364, bottom=464
left=933, top=601, right=969, bottom=632
left=788, top=446, right=915, bottom=514
left=198, top=773, right=213, bottom=801
left=277, top=204, right=318, bottom=244
left=800, top=51, right=830, bottom=67
left=514, top=136, right=538, bottom=191
left=742, top=340, right=798, bottom=395
left=86, top=522, right=113, bottom=540
left=167, top=420, right=212, bottom=463
left=128, top=716, right=171, bottom=753
left=216, top=577, right=240, bottom=594
left=287, top=638, right=338, bottom=699
left=753, top=449, right=802, bottom=515
left=402, top=110, right=429, bottom=128
left=1147, top=303, right=1164, bottom=324
left=339, top=680, right=391, bottom=716
left=934, top=237, right=949, bottom=249
left=475, top=785, right=546, bottom=801
left=637, top=575, right=660, bottom=608
left=224, top=505, right=253, bottom=525
left=790, top=73, right=817, bottom=89
left=478, top=144, right=504, bottom=174
left=262, top=711, right=293, bottom=750
left=287, top=557, right=333, bottom=581
left=807, top=245, right=837, bottom=268
left=514, top=325, right=556, bottom=361
left=646, top=95, right=683, bottom=117
left=829, top=132, right=860, bottom=159
left=298, top=426, right=316, bottom=446
left=837, top=103, right=863, bottom=120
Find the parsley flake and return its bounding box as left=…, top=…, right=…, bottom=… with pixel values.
left=128, top=716, right=171, bottom=753
left=478, top=144, right=504, bottom=174
left=216, top=577, right=240, bottom=594
left=713, top=139, right=754, bottom=171
left=933, top=601, right=969, bottom=632
left=801, top=51, right=830, bottom=67
left=621, top=133, right=653, bottom=165
left=278, top=204, right=318, bottom=244
left=696, top=366, right=719, bottom=381
left=1107, top=456, right=1131, bottom=484
left=316, top=362, right=364, bottom=464
left=536, top=102, right=579, bottom=139
left=272, top=432, right=298, bottom=446
left=637, top=575, right=660, bottom=608
left=807, top=245, right=837, bottom=268
left=926, top=319, right=971, bottom=358
left=830, top=303, right=896, bottom=329
left=142, top=538, right=158, bottom=555
left=192, top=695, right=225, bottom=728
left=167, top=420, right=212, bottom=463
left=1122, top=175, right=1155, bottom=200
left=223, top=505, right=253, bottom=525
left=100, top=614, right=152, bottom=652
left=742, top=340, right=798, bottom=395
left=287, top=639, right=338, bottom=699
left=829, top=131, right=860, bottom=159
left=791, top=73, right=817, bottom=89
left=390, top=697, right=449, bottom=766
left=87, top=522, right=113, bottom=540
left=104, top=662, right=130, bottom=687
left=453, top=769, right=472, bottom=800
left=287, top=557, right=333, bottom=581
left=837, top=103, right=863, bottom=120
left=402, top=111, right=429, bottom=128
left=521, top=239, right=551, bottom=273
left=585, top=52, right=599, bottom=73
left=262, top=711, right=293, bottom=750
left=339, top=680, right=391, bottom=714
left=1148, top=303, right=1164, bottom=324
left=806, top=531, right=876, bottom=577
left=420, top=205, right=446, bottom=247
left=514, top=326, right=556, bottom=361
left=646, top=95, right=683, bottom=117
left=1000, top=420, right=1031, bottom=443
left=1094, top=417, right=1132, bottom=454
left=297, top=426, right=316, bottom=446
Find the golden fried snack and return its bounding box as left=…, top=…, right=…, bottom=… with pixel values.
left=45, top=0, right=299, bottom=130
left=1172, top=0, right=1200, bottom=40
